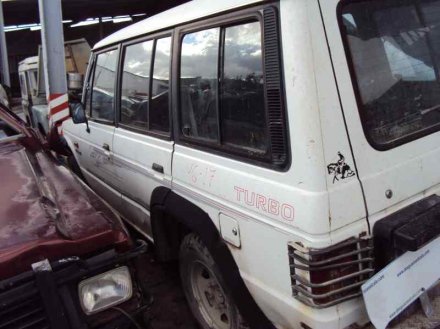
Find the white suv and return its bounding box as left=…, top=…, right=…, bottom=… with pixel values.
left=63, top=0, right=440, bottom=328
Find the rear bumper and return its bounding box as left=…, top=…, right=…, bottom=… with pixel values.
left=0, top=240, right=149, bottom=329
left=374, top=194, right=440, bottom=269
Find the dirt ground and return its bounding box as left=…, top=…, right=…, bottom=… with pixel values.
left=134, top=244, right=199, bottom=329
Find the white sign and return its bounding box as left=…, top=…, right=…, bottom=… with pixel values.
left=362, top=237, right=440, bottom=329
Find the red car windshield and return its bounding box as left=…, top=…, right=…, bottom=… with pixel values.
left=0, top=103, right=33, bottom=139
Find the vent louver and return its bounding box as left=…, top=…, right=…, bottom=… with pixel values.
left=263, top=7, right=288, bottom=167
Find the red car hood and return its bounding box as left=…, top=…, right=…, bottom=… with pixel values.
left=0, top=106, right=130, bottom=280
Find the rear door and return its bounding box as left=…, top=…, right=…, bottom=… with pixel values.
left=112, top=35, right=173, bottom=239
left=320, top=0, right=440, bottom=224
left=64, top=48, right=122, bottom=209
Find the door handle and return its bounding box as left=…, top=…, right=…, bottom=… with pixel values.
left=102, top=143, right=111, bottom=160
left=152, top=163, right=164, bottom=174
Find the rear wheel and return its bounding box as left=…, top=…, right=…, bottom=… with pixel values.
left=179, top=234, right=247, bottom=329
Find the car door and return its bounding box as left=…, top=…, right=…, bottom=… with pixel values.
left=320, top=0, right=440, bottom=225
left=112, top=35, right=173, bottom=239
left=64, top=48, right=122, bottom=210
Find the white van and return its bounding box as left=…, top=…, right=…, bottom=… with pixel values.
left=18, top=39, right=90, bottom=135
left=63, top=1, right=440, bottom=328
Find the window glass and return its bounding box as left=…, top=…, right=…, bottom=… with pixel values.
left=150, top=37, right=171, bottom=132
left=19, top=74, right=28, bottom=99
left=92, top=50, right=118, bottom=121
left=84, top=60, right=94, bottom=116
left=221, top=22, right=267, bottom=152
left=27, top=69, right=38, bottom=95
left=341, top=0, right=440, bottom=146
left=180, top=28, right=220, bottom=141
left=120, top=40, right=153, bottom=129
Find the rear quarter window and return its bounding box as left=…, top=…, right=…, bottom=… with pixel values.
left=179, top=21, right=269, bottom=156
left=339, top=0, right=440, bottom=149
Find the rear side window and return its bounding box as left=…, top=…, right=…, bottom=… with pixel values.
left=91, top=50, right=118, bottom=122
left=120, top=36, right=171, bottom=133
left=181, top=28, right=220, bottom=142
left=120, top=40, right=153, bottom=129
left=180, top=21, right=268, bottom=155
left=221, top=22, right=266, bottom=151
left=340, top=0, right=440, bottom=148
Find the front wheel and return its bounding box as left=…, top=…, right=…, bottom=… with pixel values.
left=179, top=234, right=247, bottom=329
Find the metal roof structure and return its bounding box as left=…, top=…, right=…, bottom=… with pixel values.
left=1, top=0, right=188, bottom=93
left=2, top=0, right=187, bottom=26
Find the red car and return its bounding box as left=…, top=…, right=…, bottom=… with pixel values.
left=0, top=103, right=149, bottom=329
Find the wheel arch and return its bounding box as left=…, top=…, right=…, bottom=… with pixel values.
left=150, top=186, right=275, bottom=329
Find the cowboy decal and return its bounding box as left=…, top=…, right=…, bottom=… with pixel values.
left=327, top=152, right=356, bottom=183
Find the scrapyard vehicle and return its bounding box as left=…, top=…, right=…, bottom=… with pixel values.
left=0, top=102, right=150, bottom=329
left=62, top=0, right=440, bottom=328
left=18, top=38, right=90, bottom=136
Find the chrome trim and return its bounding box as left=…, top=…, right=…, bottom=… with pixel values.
left=288, top=236, right=374, bottom=308
left=292, top=268, right=374, bottom=288
left=292, top=280, right=365, bottom=299
left=295, top=291, right=363, bottom=309
left=291, top=246, right=373, bottom=266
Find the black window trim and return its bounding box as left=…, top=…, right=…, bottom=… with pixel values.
left=337, top=0, right=440, bottom=151
left=82, top=53, right=95, bottom=117
left=115, top=31, right=174, bottom=141
left=173, top=4, right=290, bottom=170
left=88, top=45, right=120, bottom=126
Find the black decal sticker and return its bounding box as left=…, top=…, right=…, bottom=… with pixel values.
left=327, top=152, right=356, bottom=183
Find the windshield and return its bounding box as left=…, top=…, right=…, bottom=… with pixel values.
left=340, top=0, right=440, bottom=148
left=0, top=103, right=32, bottom=139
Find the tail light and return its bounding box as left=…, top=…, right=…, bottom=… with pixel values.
left=288, top=236, right=374, bottom=308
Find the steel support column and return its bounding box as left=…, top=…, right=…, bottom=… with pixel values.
left=38, top=0, right=69, bottom=134
left=0, top=1, right=10, bottom=86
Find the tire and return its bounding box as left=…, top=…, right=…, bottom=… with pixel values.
left=179, top=234, right=248, bottom=329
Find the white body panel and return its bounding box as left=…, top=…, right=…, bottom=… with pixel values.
left=112, top=127, right=173, bottom=238
left=62, top=0, right=440, bottom=328
left=320, top=0, right=440, bottom=225
left=95, top=0, right=262, bottom=50
left=63, top=120, right=122, bottom=211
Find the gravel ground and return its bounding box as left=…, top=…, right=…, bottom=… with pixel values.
left=134, top=246, right=199, bottom=329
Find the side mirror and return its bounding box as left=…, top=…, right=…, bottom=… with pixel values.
left=70, top=102, right=87, bottom=124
